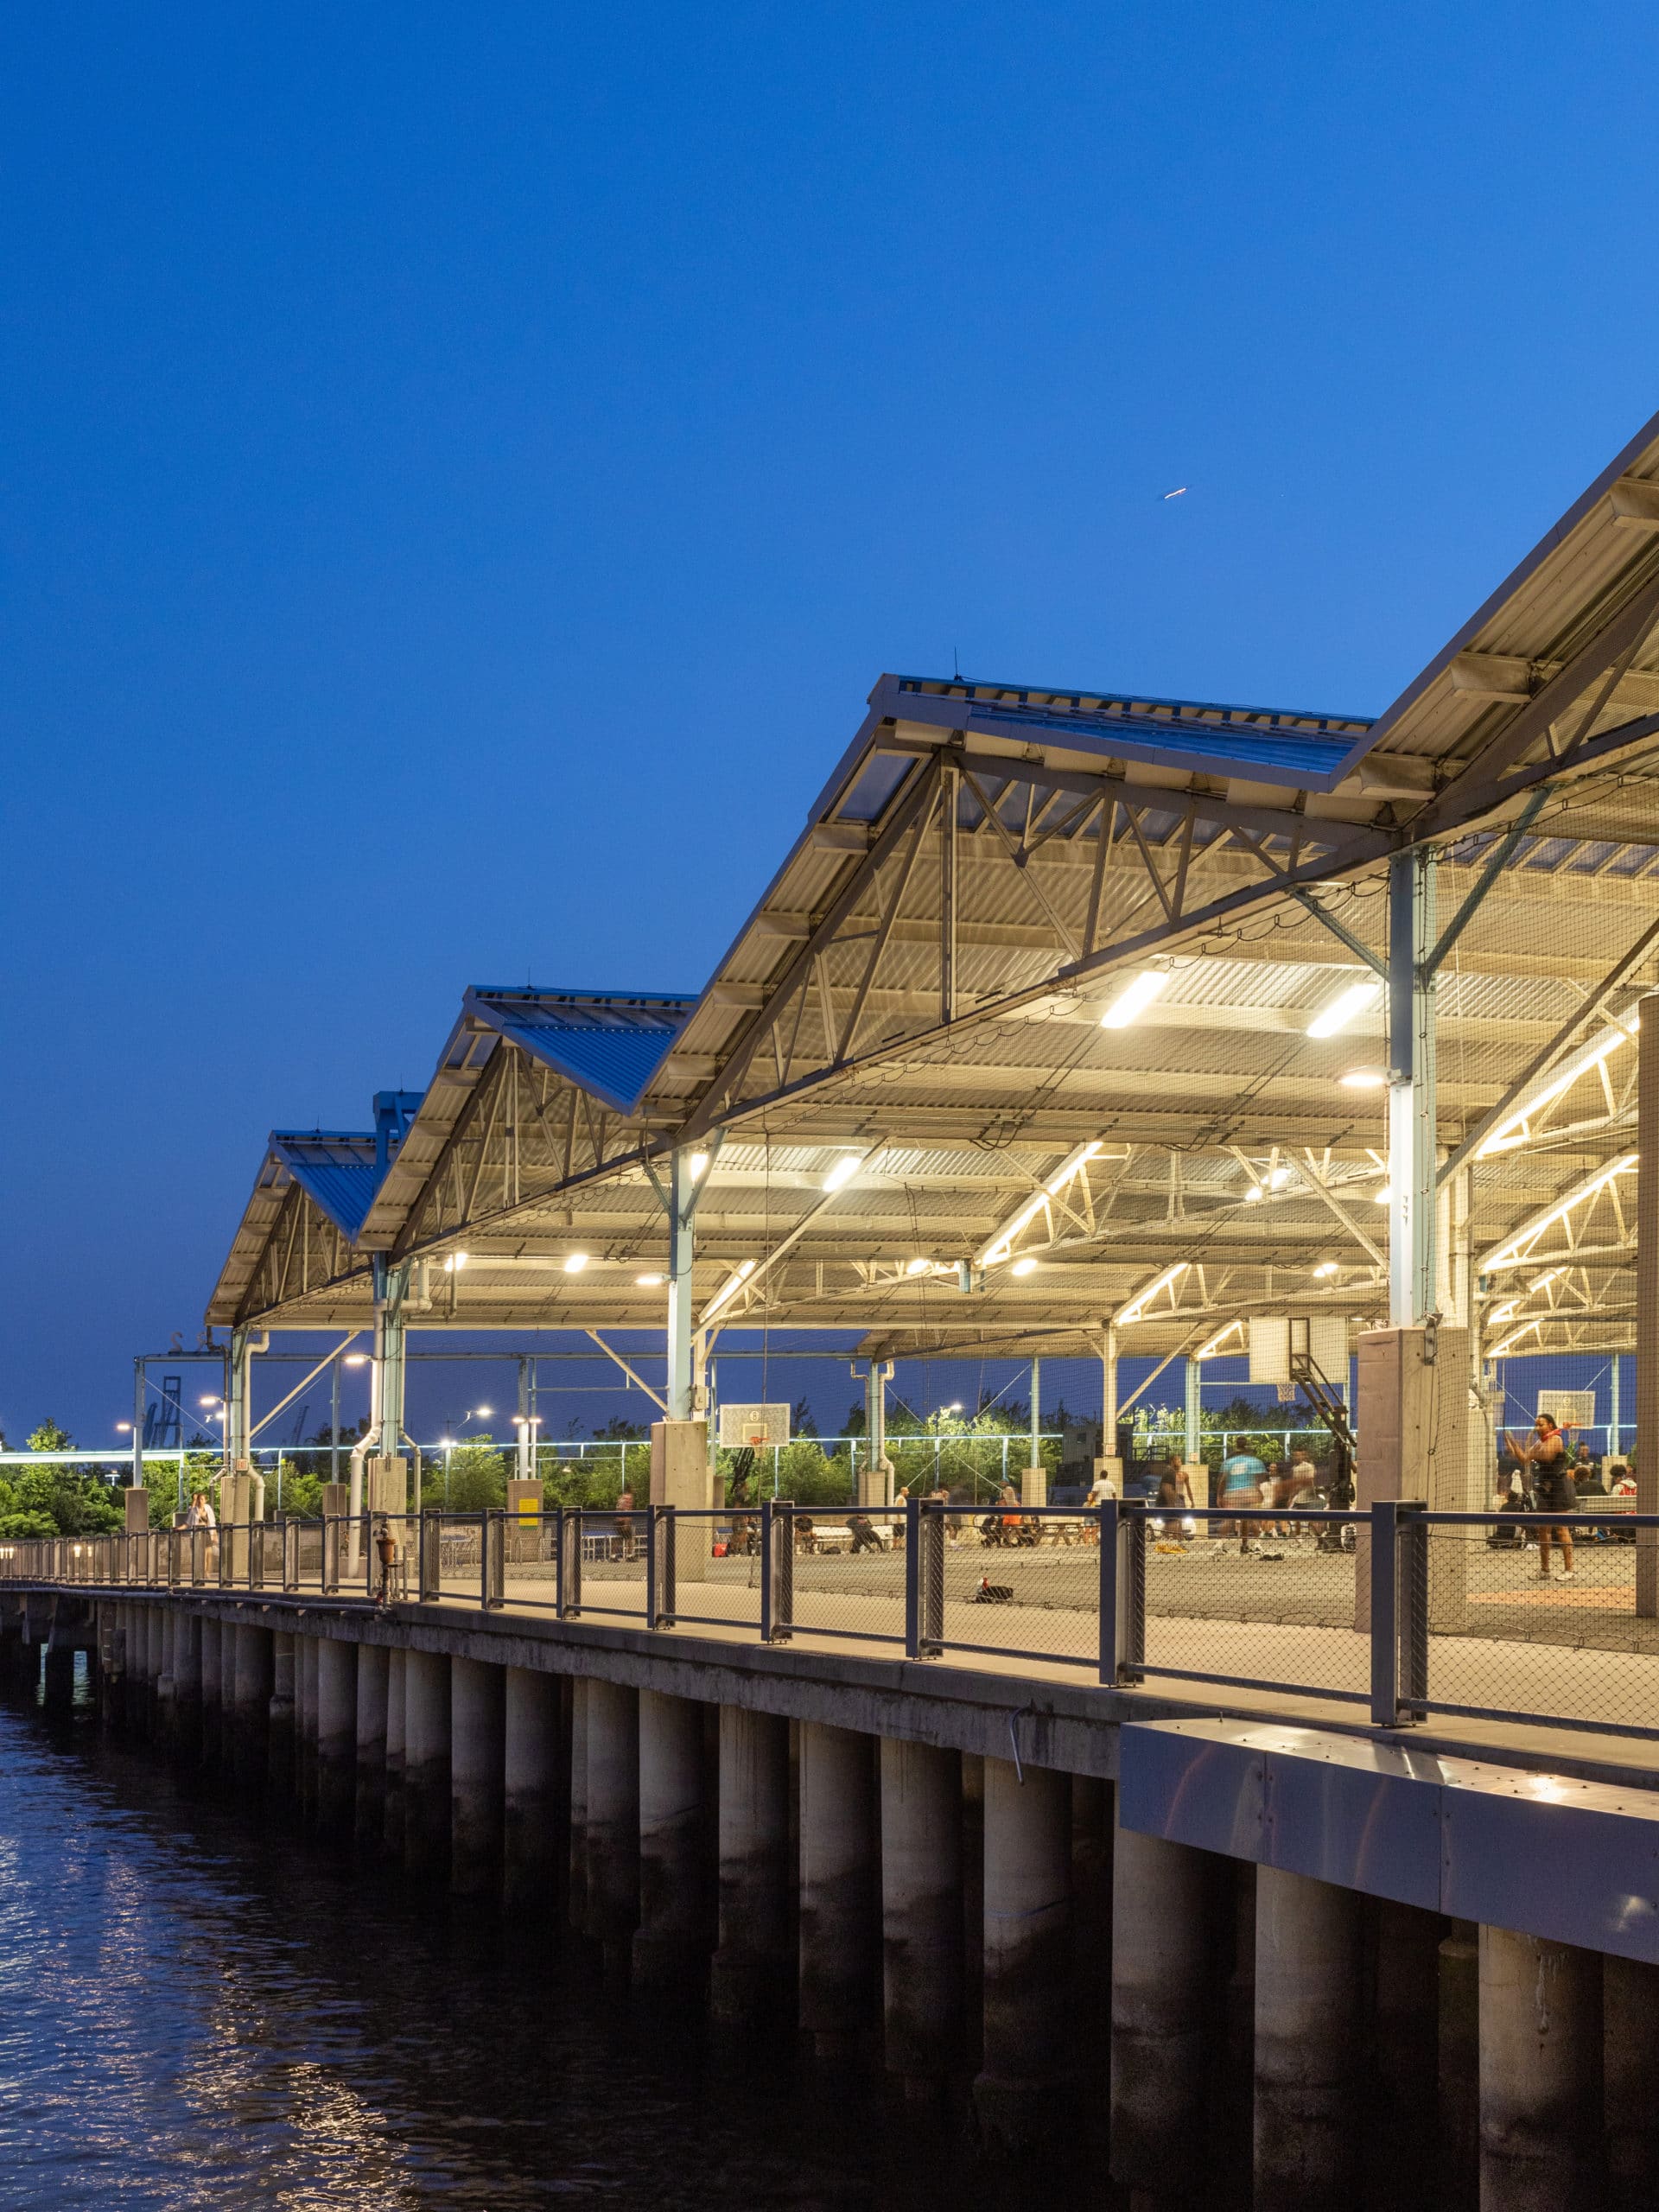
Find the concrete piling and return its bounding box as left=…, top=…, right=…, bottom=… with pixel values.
left=383, top=1649, right=407, bottom=1859
left=1478, top=1923, right=1602, bottom=2212
left=268, top=1631, right=296, bottom=1797
left=567, top=1677, right=589, bottom=1935
left=975, top=1756, right=1071, bottom=2148
left=633, top=1688, right=707, bottom=1996
left=880, top=1737, right=963, bottom=2094
left=298, top=1634, right=320, bottom=1823
left=1110, top=1825, right=1217, bottom=2202
left=710, top=1706, right=791, bottom=2026
left=449, top=1656, right=505, bottom=1897
left=1604, top=1952, right=1659, bottom=2208
left=219, top=1615, right=237, bottom=1770
left=502, top=1665, right=559, bottom=1909
left=172, top=1610, right=201, bottom=1758
left=798, top=1720, right=877, bottom=2061
left=231, top=1624, right=272, bottom=1790
left=1253, top=1866, right=1363, bottom=2211
left=403, top=1650, right=452, bottom=1881
left=315, top=1637, right=358, bottom=1840
left=583, top=1678, right=639, bottom=1972
left=354, top=1643, right=390, bottom=1853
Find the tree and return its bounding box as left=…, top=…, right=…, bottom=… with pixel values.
left=2, top=1424, right=122, bottom=1537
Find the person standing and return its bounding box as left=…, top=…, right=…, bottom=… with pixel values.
left=1217, top=1447, right=1265, bottom=1554
left=1515, top=1414, right=1576, bottom=1580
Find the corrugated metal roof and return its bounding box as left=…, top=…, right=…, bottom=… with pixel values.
left=931, top=694, right=1364, bottom=786
left=466, top=987, right=697, bottom=1116
left=270, top=1134, right=383, bottom=1239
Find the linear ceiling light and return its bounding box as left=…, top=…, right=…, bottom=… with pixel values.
left=1119, top=1262, right=1187, bottom=1325
left=635, top=1272, right=664, bottom=1287
left=1196, top=1319, right=1244, bottom=1360
left=1100, top=970, right=1171, bottom=1029
left=1011, top=1256, right=1039, bottom=1277
left=702, top=1257, right=758, bottom=1320
left=563, top=1252, right=589, bottom=1274
left=981, top=1140, right=1104, bottom=1265
left=1484, top=1154, right=1637, bottom=1268
left=1339, top=1065, right=1389, bottom=1090
left=1489, top=1318, right=1545, bottom=1358
left=822, top=1154, right=862, bottom=1193
left=1307, top=978, right=1383, bottom=1039
left=688, top=1151, right=710, bottom=1181
left=1489, top=1269, right=1560, bottom=1328
left=1477, top=1019, right=1639, bottom=1158
left=1313, top=1262, right=1338, bottom=1278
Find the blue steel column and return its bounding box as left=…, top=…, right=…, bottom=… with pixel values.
left=1389, top=848, right=1438, bottom=1327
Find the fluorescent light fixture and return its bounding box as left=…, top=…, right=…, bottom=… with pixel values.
left=1307, top=978, right=1383, bottom=1039
left=1011, top=1256, right=1039, bottom=1277
left=200, top=1395, right=217, bottom=1407
left=1339, top=1065, right=1389, bottom=1090
left=1374, top=1185, right=1392, bottom=1205
left=1120, top=1262, right=1186, bottom=1325
left=1489, top=1318, right=1543, bottom=1358
left=822, top=1154, right=861, bottom=1193
left=343, top=1353, right=367, bottom=1367
left=1313, top=1262, right=1338, bottom=1279
left=563, top=1252, right=589, bottom=1274
left=1100, top=969, right=1170, bottom=1029
left=115, top=1421, right=131, bottom=1433
left=1485, top=1155, right=1637, bottom=1268
left=1196, top=1319, right=1244, bottom=1360
left=905, top=1256, right=931, bottom=1276
left=702, top=1257, right=759, bottom=1321
left=1267, top=1166, right=1289, bottom=1191
left=443, top=1251, right=469, bottom=1273
left=737, top=1258, right=756, bottom=1279
left=688, top=1151, right=709, bottom=1181
left=475, top=1406, right=493, bottom=1418
left=1243, top=1185, right=1263, bottom=1203
left=635, top=1272, right=664, bottom=1287
left=980, top=1141, right=1104, bottom=1265
left=1477, top=1019, right=1640, bottom=1158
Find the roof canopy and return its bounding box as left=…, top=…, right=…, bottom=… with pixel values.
left=207, top=408, right=1659, bottom=1365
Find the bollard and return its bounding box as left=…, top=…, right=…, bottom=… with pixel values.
left=880, top=1738, right=963, bottom=2094
left=798, top=1720, right=877, bottom=2061
left=449, top=1656, right=505, bottom=1898
left=975, top=1755, right=1071, bottom=2149
left=354, top=1644, right=390, bottom=1854
left=633, top=1689, right=708, bottom=1997
left=710, top=1707, right=791, bottom=2027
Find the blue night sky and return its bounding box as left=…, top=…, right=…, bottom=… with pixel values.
left=3, top=2, right=1658, bottom=1446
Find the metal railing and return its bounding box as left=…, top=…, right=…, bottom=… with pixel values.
left=10, top=1503, right=1659, bottom=1745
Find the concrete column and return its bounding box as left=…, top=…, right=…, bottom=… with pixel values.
left=798, top=1720, right=876, bottom=2059
left=567, top=1677, right=589, bottom=1933
left=710, top=1707, right=791, bottom=2025
left=1440, top=1919, right=1481, bottom=2202
left=1479, top=1923, right=1601, bottom=2211
left=880, top=1738, right=963, bottom=2093
left=403, top=1649, right=452, bottom=1881
left=42, top=1643, right=77, bottom=1713
left=354, top=1643, right=390, bottom=1853
left=584, top=1678, right=639, bottom=1969
left=1110, top=1825, right=1216, bottom=2201
left=1253, top=1865, right=1363, bottom=2210
left=219, top=1611, right=237, bottom=1770
left=633, top=1688, right=707, bottom=1994
left=1370, top=1899, right=1441, bottom=2208
left=1605, top=1953, right=1659, bottom=2208
left=155, top=1608, right=176, bottom=1740
left=231, top=1622, right=272, bottom=1790
left=450, top=1656, right=505, bottom=1897
left=383, top=1648, right=407, bottom=1859
left=173, top=1610, right=202, bottom=1758
left=146, top=1605, right=165, bottom=1732
left=267, top=1631, right=296, bottom=1799
left=316, top=1638, right=358, bottom=1840
left=299, top=1634, right=321, bottom=1824
left=503, top=1665, right=560, bottom=1909
left=976, top=1755, right=1071, bottom=2148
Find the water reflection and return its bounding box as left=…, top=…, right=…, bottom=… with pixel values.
left=0, top=1693, right=1086, bottom=2211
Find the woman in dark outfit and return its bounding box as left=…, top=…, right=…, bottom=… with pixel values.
left=1514, top=1414, right=1577, bottom=1580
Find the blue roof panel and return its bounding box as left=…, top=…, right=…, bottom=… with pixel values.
left=465, top=988, right=697, bottom=1115
left=270, top=1133, right=384, bottom=1239
left=950, top=696, right=1361, bottom=786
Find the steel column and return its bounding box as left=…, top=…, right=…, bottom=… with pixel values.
left=1389, top=847, right=1438, bottom=1327
left=1638, top=993, right=1659, bottom=1615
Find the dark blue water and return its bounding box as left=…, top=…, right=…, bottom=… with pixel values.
left=0, top=1675, right=1082, bottom=2211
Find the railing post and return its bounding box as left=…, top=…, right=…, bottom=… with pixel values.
left=760, top=1502, right=792, bottom=1643
left=483, top=1511, right=505, bottom=1609
left=1098, top=1500, right=1147, bottom=1687
left=657, top=1504, right=677, bottom=1627
left=419, top=1511, right=441, bottom=1602
left=556, top=1507, right=582, bottom=1618
left=322, top=1516, right=340, bottom=1596
left=1370, top=1500, right=1425, bottom=1727
left=904, top=1493, right=921, bottom=1656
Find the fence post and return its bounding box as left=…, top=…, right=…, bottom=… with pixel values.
left=1098, top=1498, right=1147, bottom=1687
left=904, top=1493, right=921, bottom=1656
left=556, top=1507, right=582, bottom=1618
left=483, top=1511, right=505, bottom=1609
left=419, top=1511, right=441, bottom=1602
left=658, top=1504, right=677, bottom=1626
left=1370, top=1500, right=1425, bottom=1727
left=322, top=1516, right=340, bottom=1596
left=760, top=1502, right=792, bottom=1643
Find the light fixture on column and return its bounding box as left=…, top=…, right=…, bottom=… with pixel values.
left=1307, top=978, right=1383, bottom=1039
left=635, top=1271, right=664, bottom=1287
left=1339, top=1065, right=1389, bottom=1090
